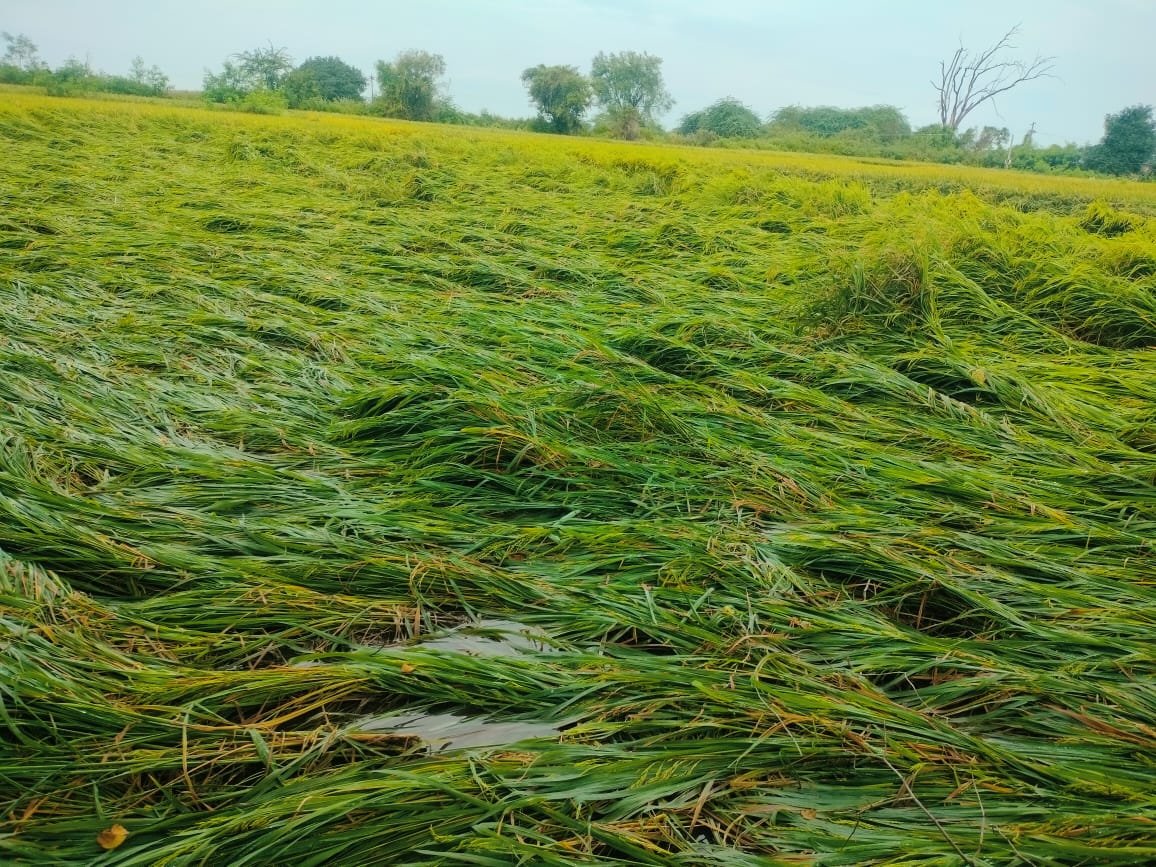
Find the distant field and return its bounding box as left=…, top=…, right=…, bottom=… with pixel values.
left=1, top=91, right=1155, bottom=864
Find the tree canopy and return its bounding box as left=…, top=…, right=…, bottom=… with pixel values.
left=127, top=56, right=170, bottom=95
left=202, top=44, right=292, bottom=103
left=768, top=105, right=911, bottom=140
left=283, top=56, right=366, bottom=107
left=236, top=45, right=293, bottom=91
left=1085, top=105, right=1155, bottom=176
left=9, top=26, right=1152, bottom=179
left=375, top=50, right=446, bottom=121
left=1, top=31, right=43, bottom=71
left=678, top=98, right=762, bottom=139
left=202, top=61, right=251, bottom=103
left=590, top=51, right=672, bottom=139
left=521, top=64, right=591, bottom=134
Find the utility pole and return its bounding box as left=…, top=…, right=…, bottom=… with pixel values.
left=1005, top=122, right=1036, bottom=169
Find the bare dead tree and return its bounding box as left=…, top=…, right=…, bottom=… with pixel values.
left=933, top=26, right=1054, bottom=131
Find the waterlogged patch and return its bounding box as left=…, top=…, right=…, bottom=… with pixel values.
left=415, top=619, right=558, bottom=657
left=352, top=712, right=563, bottom=751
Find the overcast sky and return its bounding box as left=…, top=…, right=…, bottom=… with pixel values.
left=3, top=0, right=1153, bottom=144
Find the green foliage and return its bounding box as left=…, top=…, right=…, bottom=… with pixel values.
left=428, top=98, right=472, bottom=125
left=82, top=56, right=171, bottom=97
left=521, top=64, right=591, bottom=134
left=1, top=47, right=171, bottom=98
left=459, top=108, right=535, bottom=130
left=1002, top=142, right=1086, bottom=173
left=683, top=108, right=1094, bottom=177
left=42, top=57, right=96, bottom=96
left=236, top=44, right=293, bottom=91
left=0, top=65, right=36, bottom=85
left=283, top=56, right=366, bottom=108
left=3, top=93, right=1156, bottom=864
left=913, top=123, right=957, bottom=147
left=590, top=51, right=672, bottom=139
left=769, top=104, right=911, bottom=141
left=1085, top=104, right=1156, bottom=176
left=202, top=60, right=249, bottom=103
left=97, top=75, right=159, bottom=97
left=126, top=56, right=170, bottom=95
left=1, top=31, right=43, bottom=72
left=203, top=44, right=293, bottom=104
left=289, top=97, right=373, bottom=115
left=959, top=124, right=1010, bottom=154
left=374, top=50, right=446, bottom=121
left=678, top=97, right=762, bottom=138
left=236, top=87, right=287, bottom=114
left=282, top=68, right=321, bottom=108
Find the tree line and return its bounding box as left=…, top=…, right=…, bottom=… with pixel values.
left=197, top=44, right=674, bottom=142
left=1, top=31, right=168, bottom=97
left=3, top=29, right=1154, bottom=177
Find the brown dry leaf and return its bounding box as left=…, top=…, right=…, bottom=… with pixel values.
left=800, top=808, right=818, bottom=820
left=97, top=824, right=128, bottom=850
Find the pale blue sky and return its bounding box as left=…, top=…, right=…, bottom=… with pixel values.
left=3, top=0, right=1152, bottom=144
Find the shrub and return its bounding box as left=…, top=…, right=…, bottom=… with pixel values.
left=237, top=88, right=287, bottom=115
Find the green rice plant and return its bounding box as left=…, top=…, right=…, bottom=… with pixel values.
left=0, top=90, right=1154, bottom=864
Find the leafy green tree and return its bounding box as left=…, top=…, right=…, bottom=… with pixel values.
left=128, top=56, right=170, bottom=95
left=972, top=125, right=1011, bottom=153
left=678, top=98, right=762, bottom=138
left=374, top=50, right=446, bottom=121
left=148, top=66, right=171, bottom=94
left=237, top=44, right=293, bottom=91
left=237, top=88, right=287, bottom=115
left=852, top=105, right=911, bottom=141
left=202, top=60, right=250, bottom=103
left=129, top=56, right=148, bottom=84
left=912, top=123, right=958, bottom=148
left=521, top=64, right=591, bottom=134
left=589, top=51, right=672, bottom=140
left=1007, top=141, right=1085, bottom=173
left=768, top=105, right=910, bottom=141
left=1, top=31, right=43, bottom=71
left=53, top=57, right=93, bottom=85
left=39, top=56, right=97, bottom=96
left=282, top=68, right=321, bottom=108
left=203, top=45, right=292, bottom=104
left=284, top=56, right=366, bottom=108
left=1085, top=105, right=1155, bottom=176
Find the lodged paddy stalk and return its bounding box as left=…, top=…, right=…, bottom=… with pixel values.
left=0, top=89, right=1154, bottom=864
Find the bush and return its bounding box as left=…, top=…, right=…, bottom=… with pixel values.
left=0, top=63, right=38, bottom=85
left=237, top=88, right=286, bottom=115
left=284, top=56, right=365, bottom=107
left=291, top=97, right=371, bottom=115
left=1085, top=105, right=1155, bottom=176
left=769, top=105, right=911, bottom=141
left=99, top=76, right=160, bottom=97
left=678, top=98, right=762, bottom=139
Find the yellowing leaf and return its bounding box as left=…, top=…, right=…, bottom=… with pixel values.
left=97, top=824, right=128, bottom=850
left=400, top=662, right=416, bottom=674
